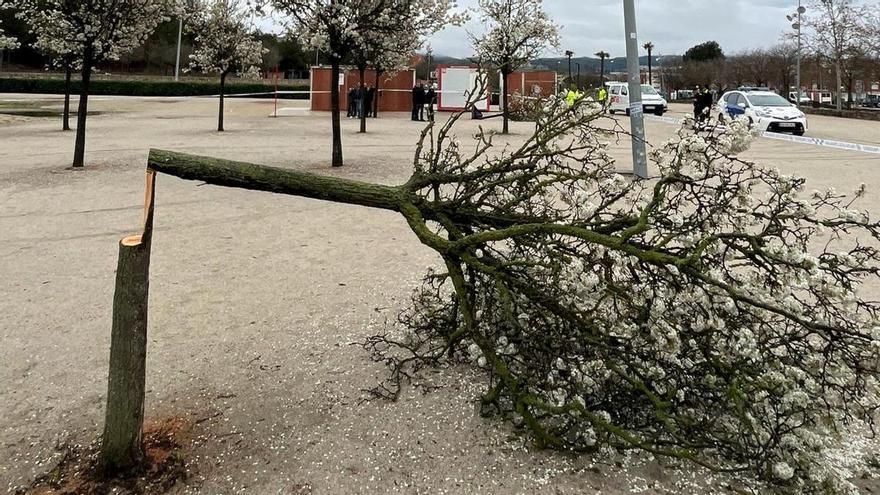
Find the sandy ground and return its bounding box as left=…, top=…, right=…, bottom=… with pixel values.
left=1, top=94, right=880, bottom=495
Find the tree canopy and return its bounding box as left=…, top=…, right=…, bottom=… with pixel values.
left=683, top=41, right=724, bottom=62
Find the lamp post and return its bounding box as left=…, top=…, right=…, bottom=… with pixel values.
left=174, top=17, right=183, bottom=81
left=565, top=50, right=574, bottom=85
left=575, top=62, right=581, bottom=89
left=174, top=0, right=195, bottom=82
left=557, top=61, right=562, bottom=91
left=595, top=51, right=609, bottom=86
left=623, top=0, right=648, bottom=178
left=786, top=1, right=807, bottom=106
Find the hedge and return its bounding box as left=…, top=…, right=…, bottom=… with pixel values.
left=0, top=78, right=310, bottom=99
left=801, top=106, right=880, bottom=122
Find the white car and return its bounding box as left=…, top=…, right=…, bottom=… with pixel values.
left=606, top=82, right=668, bottom=116
left=788, top=91, right=812, bottom=105
left=716, top=90, right=807, bottom=135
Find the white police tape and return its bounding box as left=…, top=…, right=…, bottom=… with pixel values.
left=759, top=132, right=880, bottom=154
left=645, top=115, right=680, bottom=125
left=643, top=114, right=880, bottom=156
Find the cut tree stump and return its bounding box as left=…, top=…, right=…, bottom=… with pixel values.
left=99, top=169, right=156, bottom=473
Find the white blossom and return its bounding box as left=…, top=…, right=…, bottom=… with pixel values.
left=186, top=0, right=265, bottom=79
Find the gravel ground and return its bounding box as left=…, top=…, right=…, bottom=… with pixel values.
left=1, top=95, right=880, bottom=494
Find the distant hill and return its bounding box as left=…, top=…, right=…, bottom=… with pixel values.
left=430, top=54, right=682, bottom=73
left=532, top=55, right=682, bottom=73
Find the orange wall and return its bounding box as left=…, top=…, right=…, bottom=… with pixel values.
left=310, top=67, right=416, bottom=112
left=505, top=71, right=558, bottom=98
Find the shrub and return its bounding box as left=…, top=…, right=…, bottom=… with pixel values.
left=0, top=77, right=309, bottom=99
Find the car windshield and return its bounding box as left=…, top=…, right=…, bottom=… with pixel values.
left=641, top=85, right=658, bottom=95
left=747, top=94, right=791, bottom=107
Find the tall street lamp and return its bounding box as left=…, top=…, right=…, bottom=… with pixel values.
left=565, top=50, right=574, bottom=85
left=174, top=17, right=183, bottom=81
left=787, top=1, right=807, bottom=106
left=643, top=42, right=654, bottom=87
left=174, top=0, right=195, bottom=82
left=595, top=51, right=609, bottom=86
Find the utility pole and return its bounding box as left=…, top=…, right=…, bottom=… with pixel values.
left=595, top=51, right=610, bottom=86
left=565, top=50, right=573, bottom=86
left=623, top=0, right=648, bottom=178
left=174, top=17, right=183, bottom=81
left=787, top=2, right=807, bottom=106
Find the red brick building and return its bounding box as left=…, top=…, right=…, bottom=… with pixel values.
left=309, top=66, right=417, bottom=112
left=504, top=70, right=558, bottom=99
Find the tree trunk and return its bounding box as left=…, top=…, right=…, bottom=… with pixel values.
left=501, top=69, right=510, bottom=135
left=359, top=66, right=367, bottom=134
left=72, top=50, right=93, bottom=168
left=100, top=170, right=156, bottom=474
left=148, top=149, right=401, bottom=211
left=835, top=60, right=842, bottom=111
left=330, top=61, right=344, bottom=167
left=218, top=72, right=226, bottom=132
left=374, top=70, right=381, bottom=118
left=647, top=52, right=652, bottom=86
left=846, top=74, right=853, bottom=110
left=63, top=65, right=72, bottom=131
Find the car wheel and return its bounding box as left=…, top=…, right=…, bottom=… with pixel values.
left=655, top=110, right=664, bottom=116
left=625, top=108, right=631, bottom=117
left=794, top=130, right=805, bottom=136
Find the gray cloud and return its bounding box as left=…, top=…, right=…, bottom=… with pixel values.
left=430, top=0, right=800, bottom=57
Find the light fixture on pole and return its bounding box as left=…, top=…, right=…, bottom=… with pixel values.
left=786, top=1, right=807, bottom=107
left=565, top=50, right=574, bottom=85
left=623, top=0, right=648, bottom=178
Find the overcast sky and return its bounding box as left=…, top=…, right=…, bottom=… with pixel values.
left=427, top=0, right=799, bottom=58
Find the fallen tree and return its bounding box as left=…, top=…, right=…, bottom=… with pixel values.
left=110, top=98, right=880, bottom=493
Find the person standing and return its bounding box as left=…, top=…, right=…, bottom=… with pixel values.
left=364, top=84, right=375, bottom=118
left=597, top=85, right=608, bottom=113
left=693, top=85, right=704, bottom=121
left=412, top=83, right=421, bottom=121
left=701, top=86, right=713, bottom=122
left=347, top=86, right=356, bottom=118
left=354, top=84, right=364, bottom=119
left=417, top=83, right=426, bottom=121
left=426, top=85, right=436, bottom=122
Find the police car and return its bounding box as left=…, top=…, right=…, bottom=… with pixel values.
left=606, top=82, right=668, bottom=116
left=716, top=88, right=807, bottom=135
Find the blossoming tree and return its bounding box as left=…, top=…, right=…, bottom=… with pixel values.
left=14, top=1, right=81, bottom=131
left=267, top=0, right=462, bottom=167
left=144, top=96, right=880, bottom=493
left=471, top=0, right=559, bottom=134
left=186, top=0, right=265, bottom=132
left=16, top=0, right=174, bottom=167
left=349, top=0, right=464, bottom=134
left=0, top=2, right=18, bottom=52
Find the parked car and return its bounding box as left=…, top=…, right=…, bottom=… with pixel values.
left=606, top=82, right=668, bottom=116
left=676, top=89, right=695, bottom=100
left=861, top=94, right=880, bottom=109
left=716, top=89, right=807, bottom=136
left=788, top=91, right=812, bottom=105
